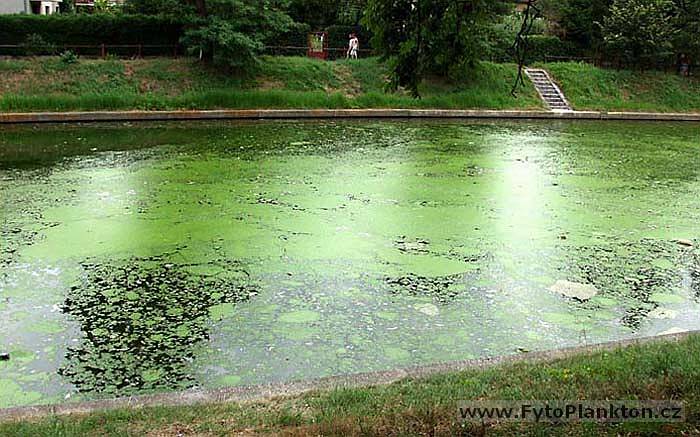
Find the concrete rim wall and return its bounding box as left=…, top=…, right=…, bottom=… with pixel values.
left=1, top=109, right=700, bottom=124
left=0, top=331, right=696, bottom=422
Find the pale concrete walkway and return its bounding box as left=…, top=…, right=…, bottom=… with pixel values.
left=1, top=109, right=700, bottom=124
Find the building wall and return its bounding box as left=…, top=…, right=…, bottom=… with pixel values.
left=37, top=1, right=61, bottom=15
left=0, top=0, right=63, bottom=14
left=0, top=0, right=29, bottom=14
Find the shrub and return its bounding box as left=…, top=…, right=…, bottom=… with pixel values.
left=59, top=50, right=79, bottom=65
left=269, top=22, right=312, bottom=48
left=181, top=0, right=294, bottom=73
left=601, top=0, right=677, bottom=67
left=526, top=35, right=581, bottom=62
left=324, top=24, right=372, bottom=50
left=0, top=14, right=184, bottom=46
left=21, top=34, right=56, bottom=56
left=486, top=33, right=580, bottom=63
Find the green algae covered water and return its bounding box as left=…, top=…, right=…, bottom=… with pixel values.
left=1, top=119, right=699, bottom=408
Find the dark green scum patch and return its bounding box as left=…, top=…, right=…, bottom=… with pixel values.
left=556, top=239, right=700, bottom=329
left=386, top=274, right=464, bottom=303
left=59, top=256, right=257, bottom=396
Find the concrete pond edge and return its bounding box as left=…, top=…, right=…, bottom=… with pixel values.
left=1, top=330, right=697, bottom=421
left=1, top=109, right=700, bottom=124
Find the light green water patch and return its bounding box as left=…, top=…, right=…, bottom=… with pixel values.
left=589, top=296, right=619, bottom=307
left=2, top=119, right=700, bottom=408
left=27, top=320, right=65, bottom=335
left=217, top=375, right=242, bottom=386
left=278, top=310, right=321, bottom=324
left=0, top=379, right=42, bottom=409
left=381, top=252, right=474, bottom=277
left=274, top=326, right=320, bottom=340
left=384, top=347, right=411, bottom=361
left=649, top=293, right=686, bottom=304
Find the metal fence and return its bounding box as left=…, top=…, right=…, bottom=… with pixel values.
left=544, top=54, right=698, bottom=75
left=0, top=44, right=374, bottom=59
left=263, top=46, right=374, bottom=60
left=0, top=44, right=179, bottom=58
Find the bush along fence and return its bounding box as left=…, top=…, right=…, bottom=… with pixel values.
left=486, top=34, right=582, bottom=64
left=0, top=44, right=180, bottom=58
left=0, top=44, right=373, bottom=60
left=0, top=13, right=184, bottom=57
left=0, top=14, right=184, bottom=46
left=1, top=13, right=690, bottom=71
left=0, top=13, right=376, bottom=59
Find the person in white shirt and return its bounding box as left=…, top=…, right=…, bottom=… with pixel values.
left=347, top=33, right=359, bottom=59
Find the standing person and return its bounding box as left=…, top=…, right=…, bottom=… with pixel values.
left=347, top=33, right=359, bottom=59
left=679, top=54, right=690, bottom=77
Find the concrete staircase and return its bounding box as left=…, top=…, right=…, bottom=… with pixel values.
left=525, top=68, right=572, bottom=111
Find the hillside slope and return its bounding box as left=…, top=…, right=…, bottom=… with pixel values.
left=0, top=56, right=542, bottom=112
left=543, top=62, right=700, bottom=113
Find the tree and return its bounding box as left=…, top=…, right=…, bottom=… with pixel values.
left=601, top=0, right=677, bottom=66
left=287, top=0, right=365, bottom=27
left=540, top=0, right=612, bottom=51
left=180, top=0, right=294, bottom=71
left=59, top=0, right=75, bottom=13
left=337, top=0, right=367, bottom=25
left=93, top=0, right=122, bottom=13
left=123, top=0, right=194, bottom=16
left=673, top=0, right=700, bottom=60
left=288, top=0, right=340, bottom=28
left=363, top=0, right=509, bottom=97
left=124, top=0, right=296, bottom=72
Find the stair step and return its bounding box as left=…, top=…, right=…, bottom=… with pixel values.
left=525, top=68, right=572, bottom=111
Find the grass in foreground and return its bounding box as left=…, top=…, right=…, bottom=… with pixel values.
left=542, top=62, right=700, bottom=113
left=0, top=56, right=542, bottom=112
left=1, top=335, right=698, bottom=436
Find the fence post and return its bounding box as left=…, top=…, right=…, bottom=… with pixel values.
left=138, top=44, right=142, bottom=58
left=101, top=43, right=106, bottom=59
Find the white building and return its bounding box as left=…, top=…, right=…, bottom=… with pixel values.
left=0, top=0, right=63, bottom=15
left=33, top=0, right=62, bottom=14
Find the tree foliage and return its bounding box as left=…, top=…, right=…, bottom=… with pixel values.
left=539, top=0, right=612, bottom=50
left=123, top=0, right=194, bottom=16
left=673, top=0, right=700, bottom=58
left=288, top=0, right=340, bottom=27
left=601, top=0, right=677, bottom=64
left=180, top=0, right=295, bottom=71
left=288, top=0, right=366, bottom=28
left=363, top=0, right=508, bottom=97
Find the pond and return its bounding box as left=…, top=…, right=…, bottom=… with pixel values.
left=1, top=119, right=699, bottom=408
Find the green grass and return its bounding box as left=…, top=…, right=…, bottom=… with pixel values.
left=3, top=56, right=699, bottom=113
left=542, top=61, right=700, bottom=112
left=1, top=335, right=699, bottom=436
left=0, top=56, right=542, bottom=112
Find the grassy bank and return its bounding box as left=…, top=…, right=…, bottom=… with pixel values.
left=1, top=335, right=698, bottom=436
left=2, top=56, right=699, bottom=114
left=543, top=62, right=700, bottom=113
left=0, top=56, right=542, bottom=112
